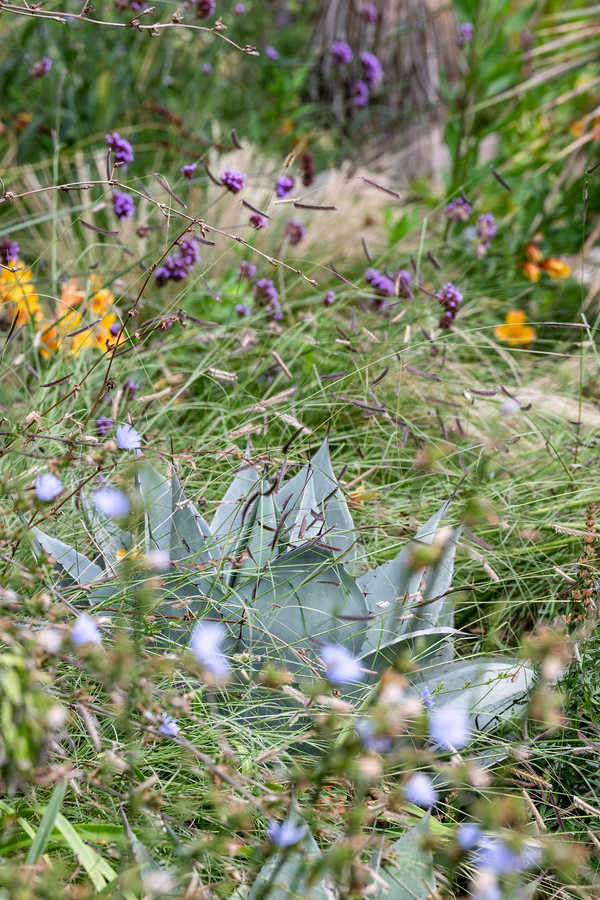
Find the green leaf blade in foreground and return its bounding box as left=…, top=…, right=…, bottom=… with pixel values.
left=374, top=813, right=434, bottom=900
left=25, top=780, right=67, bottom=865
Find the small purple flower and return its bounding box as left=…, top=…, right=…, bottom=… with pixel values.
left=266, top=298, right=283, bottom=321
left=35, top=472, right=63, bottom=502
left=71, top=613, right=102, bottom=646
left=178, top=236, right=200, bottom=267
left=116, top=423, right=141, bottom=450
left=275, top=175, right=294, bottom=198
left=124, top=379, right=139, bottom=399
left=240, top=260, right=257, bottom=280
left=267, top=819, right=305, bottom=848
left=353, top=80, right=370, bottom=107
left=200, top=62, right=213, bottom=74
left=360, top=2, right=378, bottom=22
left=93, top=487, right=130, bottom=519
left=265, top=45, right=280, bottom=60
left=189, top=620, right=230, bottom=676
left=356, top=719, right=392, bottom=754
left=397, top=269, right=412, bottom=296
left=365, top=267, right=395, bottom=296
left=404, top=773, right=438, bottom=808
left=458, top=824, right=483, bottom=851
left=254, top=278, right=278, bottom=304
left=30, top=57, right=52, bottom=77
left=233, top=2, right=245, bottom=13
left=113, top=191, right=135, bottom=220
left=0, top=236, right=19, bottom=265
left=360, top=51, right=382, bottom=88
left=331, top=41, right=353, bottom=64
left=420, top=686, right=434, bottom=709
left=235, top=303, right=251, bottom=317
left=109, top=322, right=120, bottom=337
left=220, top=169, right=246, bottom=193
left=477, top=212, right=497, bottom=242
left=437, top=281, right=463, bottom=330
left=105, top=131, right=134, bottom=167
left=96, top=416, right=113, bottom=437
left=181, top=163, right=197, bottom=180
left=428, top=705, right=471, bottom=750
left=285, top=220, right=305, bottom=246
left=250, top=213, right=269, bottom=230
left=458, top=22, right=474, bottom=47
left=321, top=644, right=363, bottom=685
left=159, top=713, right=180, bottom=736
left=323, top=290, right=334, bottom=306
left=445, top=195, right=473, bottom=222
left=195, top=0, right=215, bottom=18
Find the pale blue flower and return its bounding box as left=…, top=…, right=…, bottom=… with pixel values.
left=35, top=472, right=63, bottom=501
left=320, top=644, right=363, bottom=685
left=189, top=621, right=230, bottom=676
left=266, top=818, right=305, bottom=847
left=116, top=423, right=141, bottom=450
left=71, top=613, right=102, bottom=646
left=93, top=487, right=130, bottom=519
left=458, top=823, right=483, bottom=850
left=428, top=705, right=471, bottom=750
left=159, top=713, right=180, bottom=736
left=474, top=837, right=542, bottom=875
left=355, top=719, right=392, bottom=754
left=404, top=773, right=438, bottom=808
left=420, top=686, right=434, bottom=709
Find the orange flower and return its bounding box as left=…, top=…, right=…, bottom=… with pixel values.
left=523, top=261, right=541, bottom=282
left=347, top=483, right=381, bottom=507
left=571, top=119, right=585, bottom=138
left=59, top=277, right=85, bottom=312
left=0, top=260, right=42, bottom=325
left=494, top=310, right=535, bottom=347
left=524, top=243, right=542, bottom=263
left=542, top=257, right=570, bottom=279
left=90, top=287, right=114, bottom=317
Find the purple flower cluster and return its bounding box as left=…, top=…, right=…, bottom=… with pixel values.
left=285, top=220, right=305, bottom=245
left=31, top=57, right=52, bottom=77
left=105, top=132, right=134, bottom=167
left=96, top=416, right=113, bottom=437
left=235, top=303, right=250, bottom=317
left=331, top=41, right=353, bottom=64
left=250, top=213, right=269, bottom=230
left=240, top=260, right=257, bottom=280
left=233, top=2, right=245, bottom=13
left=265, top=46, right=280, bottom=60
left=0, top=236, right=19, bottom=265
left=437, top=281, right=462, bottom=329
left=397, top=268, right=412, bottom=296
left=458, top=22, right=474, bottom=46
left=445, top=195, right=473, bottom=222
left=155, top=236, right=200, bottom=286
left=113, top=191, right=135, bottom=220
left=365, top=267, right=395, bottom=296
left=275, top=175, right=294, bottom=198
left=195, top=0, right=215, bottom=18
left=353, top=80, right=369, bottom=107
left=220, top=169, right=246, bottom=193
left=475, top=213, right=496, bottom=258
left=254, top=278, right=278, bottom=305
left=323, top=290, right=334, bottom=306
left=360, top=2, right=378, bottom=22
left=181, top=163, right=197, bottom=180
left=360, top=51, right=382, bottom=87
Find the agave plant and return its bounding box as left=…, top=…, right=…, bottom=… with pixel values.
left=32, top=437, right=531, bottom=724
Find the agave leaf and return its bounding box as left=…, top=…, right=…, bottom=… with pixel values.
left=247, top=816, right=337, bottom=900
left=410, top=657, right=534, bottom=731
left=277, top=437, right=357, bottom=562
left=137, top=463, right=173, bottom=556
left=239, top=489, right=278, bottom=574
left=80, top=493, right=131, bottom=570
left=230, top=545, right=369, bottom=674
left=32, top=528, right=104, bottom=587
left=372, top=813, right=434, bottom=900
left=170, top=468, right=212, bottom=563
left=210, top=463, right=259, bottom=582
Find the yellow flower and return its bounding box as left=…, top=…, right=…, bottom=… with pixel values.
left=90, top=287, right=114, bottom=317
left=0, top=260, right=42, bottom=325
left=524, top=243, right=543, bottom=263
left=542, top=257, right=571, bottom=279
left=494, top=310, right=535, bottom=347
left=59, top=277, right=85, bottom=312
left=522, top=261, right=541, bottom=282
left=347, top=483, right=381, bottom=507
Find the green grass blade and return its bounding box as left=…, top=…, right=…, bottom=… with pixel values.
left=25, top=780, right=67, bottom=865
left=54, top=812, right=118, bottom=891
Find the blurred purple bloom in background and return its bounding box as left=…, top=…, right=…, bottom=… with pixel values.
left=360, top=51, right=383, bottom=87
left=254, top=278, right=278, bottom=304
left=285, top=220, right=305, bottom=245
left=105, top=131, right=134, bottom=166
left=195, top=0, right=216, bottom=18
left=321, top=644, right=363, bottom=684
left=420, top=686, right=434, bottom=708
left=200, top=62, right=213, bottom=74
left=116, top=423, right=141, bottom=450
left=265, top=46, right=280, bottom=60
left=353, top=80, right=370, bottom=107
left=458, top=823, right=483, bottom=850
left=275, top=174, right=294, bottom=197
left=473, top=837, right=542, bottom=875
left=267, top=819, right=305, bottom=847
left=266, top=298, right=283, bottom=321
left=31, top=57, right=52, bottom=77
left=235, top=303, right=251, bottom=317
left=113, top=191, right=135, bottom=220
left=360, top=2, right=378, bottom=22
left=189, top=620, right=230, bottom=676
left=93, top=487, right=130, bottom=519
left=397, top=268, right=412, bottom=296
left=124, top=379, right=139, bottom=399
left=458, top=22, right=474, bottom=46
left=250, top=213, right=269, bottom=229
left=35, top=472, right=63, bottom=501
left=181, top=163, right=197, bottom=180
left=96, top=416, right=113, bottom=437
left=71, top=613, right=102, bottom=646
left=323, top=290, right=334, bottom=306
left=240, top=260, right=257, bottom=279
left=365, top=267, right=395, bottom=296
left=445, top=195, right=473, bottom=222
left=220, top=169, right=246, bottom=193
left=404, top=773, right=438, bottom=808
left=331, top=41, right=353, bottom=64
left=233, top=2, right=245, bottom=13
left=0, top=236, right=19, bottom=265
left=437, top=280, right=463, bottom=330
